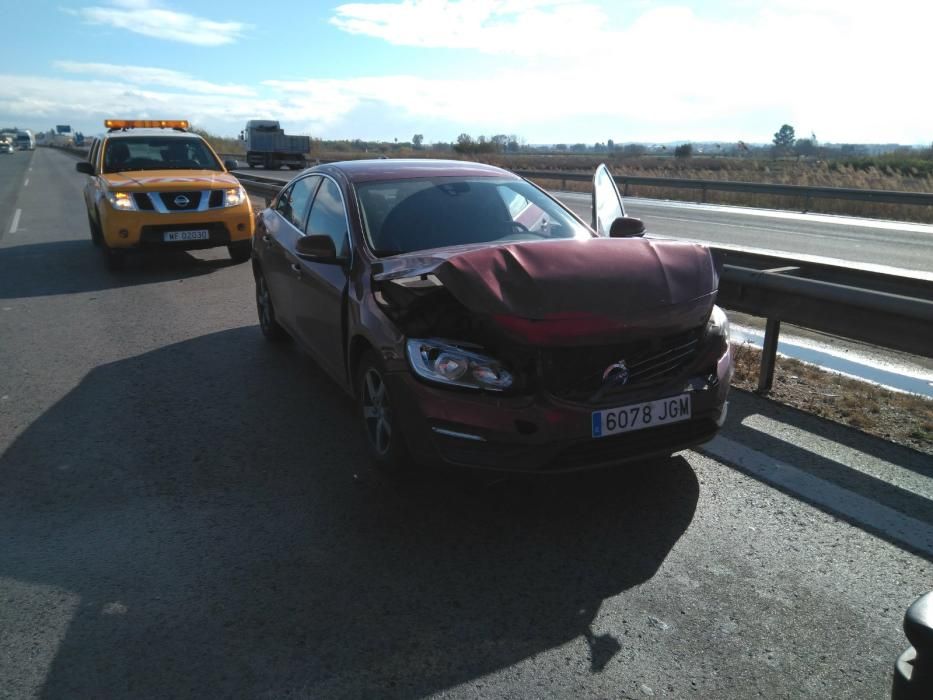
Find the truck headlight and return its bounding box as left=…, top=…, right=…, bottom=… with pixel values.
left=706, top=305, right=730, bottom=346
left=224, top=187, right=247, bottom=207
left=406, top=339, right=513, bottom=391
left=106, top=191, right=137, bottom=211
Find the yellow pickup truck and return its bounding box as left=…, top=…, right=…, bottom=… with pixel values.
left=76, top=120, right=254, bottom=270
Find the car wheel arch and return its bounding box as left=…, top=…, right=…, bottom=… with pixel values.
left=348, top=335, right=376, bottom=394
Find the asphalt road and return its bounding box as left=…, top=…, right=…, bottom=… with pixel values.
left=243, top=165, right=933, bottom=274
left=1, top=148, right=931, bottom=699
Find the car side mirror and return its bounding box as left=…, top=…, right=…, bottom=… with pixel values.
left=609, top=216, right=646, bottom=238
left=75, top=161, right=94, bottom=175
left=295, top=234, right=339, bottom=263
left=224, top=158, right=239, bottom=171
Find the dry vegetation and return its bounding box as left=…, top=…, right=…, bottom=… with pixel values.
left=730, top=342, right=933, bottom=454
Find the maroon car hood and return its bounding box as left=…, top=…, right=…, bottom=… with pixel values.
left=374, top=238, right=719, bottom=344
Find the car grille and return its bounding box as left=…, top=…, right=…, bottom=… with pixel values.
left=159, top=191, right=202, bottom=211
left=540, top=326, right=704, bottom=404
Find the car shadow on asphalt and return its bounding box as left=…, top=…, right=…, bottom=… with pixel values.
left=0, top=239, right=241, bottom=299
left=0, top=326, right=700, bottom=698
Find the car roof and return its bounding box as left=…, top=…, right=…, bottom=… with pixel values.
left=320, top=159, right=519, bottom=183
left=104, top=129, right=204, bottom=140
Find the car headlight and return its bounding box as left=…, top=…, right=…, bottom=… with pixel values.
left=706, top=305, right=730, bottom=345
left=406, top=338, right=513, bottom=391
left=106, top=191, right=137, bottom=211
left=223, top=186, right=247, bottom=207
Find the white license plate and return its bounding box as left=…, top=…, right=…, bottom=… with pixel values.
left=592, top=393, right=691, bottom=438
left=164, top=229, right=209, bottom=242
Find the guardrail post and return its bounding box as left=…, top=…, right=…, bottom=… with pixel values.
left=803, top=191, right=812, bottom=213
left=757, top=318, right=781, bottom=394
left=561, top=177, right=567, bottom=190
left=701, top=185, right=708, bottom=204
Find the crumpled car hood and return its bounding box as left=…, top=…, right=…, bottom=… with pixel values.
left=373, top=238, right=719, bottom=344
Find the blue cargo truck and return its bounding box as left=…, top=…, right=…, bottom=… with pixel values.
left=240, top=120, right=311, bottom=170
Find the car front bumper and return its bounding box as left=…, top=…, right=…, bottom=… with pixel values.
left=388, top=343, right=733, bottom=472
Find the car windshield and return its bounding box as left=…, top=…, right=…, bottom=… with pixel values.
left=355, top=177, right=591, bottom=256
left=103, top=136, right=222, bottom=173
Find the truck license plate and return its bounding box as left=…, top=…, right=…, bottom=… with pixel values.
left=164, top=229, right=209, bottom=242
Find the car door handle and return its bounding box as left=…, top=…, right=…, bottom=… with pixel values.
left=262, top=234, right=272, bottom=242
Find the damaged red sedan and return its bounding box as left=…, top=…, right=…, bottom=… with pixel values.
left=251, top=159, right=733, bottom=472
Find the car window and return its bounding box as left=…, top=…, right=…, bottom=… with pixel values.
left=276, top=175, right=320, bottom=230
left=88, top=139, right=101, bottom=169
left=357, top=177, right=589, bottom=256
left=102, top=137, right=223, bottom=173
left=306, top=177, right=350, bottom=258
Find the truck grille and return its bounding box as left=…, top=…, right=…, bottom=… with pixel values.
left=541, top=327, right=704, bottom=404
left=159, top=191, right=202, bottom=211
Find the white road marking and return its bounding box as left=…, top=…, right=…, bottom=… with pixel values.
left=23, top=178, right=29, bottom=187
left=9, top=209, right=21, bottom=234
left=702, top=436, right=933, bottom=557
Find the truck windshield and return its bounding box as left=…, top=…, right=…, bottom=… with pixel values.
left=103, top=137, right=223, bottom=173
left=356, top=177, right=591, bottom=256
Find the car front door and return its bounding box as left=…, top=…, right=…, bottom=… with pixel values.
left=290, top=176, right=351, bottom=380
left=258, top=175, right=321, bottom=333
left=592, top=163, right=625, bottom=236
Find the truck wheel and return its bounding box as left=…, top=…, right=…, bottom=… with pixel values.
left=87, top=213, right=103, bottom=247
left=248, top=163, right=257, bottom=169
left=228, top=240, right=251, bottom=263
left=265, top=155, right=278, bottom=170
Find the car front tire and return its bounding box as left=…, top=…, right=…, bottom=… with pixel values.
left=356, top=350, right=412, bottom=473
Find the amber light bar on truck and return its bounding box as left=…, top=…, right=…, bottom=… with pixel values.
left=104, top=119, right=189, bottom=130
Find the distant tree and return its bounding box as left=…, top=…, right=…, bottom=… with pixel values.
left=674, top=143, right=693, bottom=158
left=554, top=143, right=568, bottom=151
left=571, top=143, right=588, bottom=152
left=607, top=139, right=615, bottom=152
left=622, top=143, right=647, bottom=157
left=772, top=124, right=796, bottom=154
left=506, top=137, right=520, bottom=153
left=491, top=134, right=509, bottom=150
left=412, top=134, right=424, bottom=149
left=794, top=138, right=816, bottom=157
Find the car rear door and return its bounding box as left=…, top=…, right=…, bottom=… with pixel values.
left=257, top=175, right=321, bottom=332
left=290, top=176, right=351, bottom=380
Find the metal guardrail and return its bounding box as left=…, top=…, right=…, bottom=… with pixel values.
left=513, top=170, right=933, bottom=210
left=713, top=249, right=933, bottom=392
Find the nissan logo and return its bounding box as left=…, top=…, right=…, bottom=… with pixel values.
left=602, top=359, right=630, bottom=385
left=173, top=195, right=190, bottom=207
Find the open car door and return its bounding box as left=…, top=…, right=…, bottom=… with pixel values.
left=592, top=163, right=625, bottom=237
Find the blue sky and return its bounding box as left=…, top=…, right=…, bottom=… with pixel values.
left=1, top=0, right=929, bottom=145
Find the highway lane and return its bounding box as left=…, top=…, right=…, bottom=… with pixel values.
left=1, top=148, right=931, bottom=698
left=0, top=150, right=33, bottom=237
left=242, top=165, right=933, bottom=274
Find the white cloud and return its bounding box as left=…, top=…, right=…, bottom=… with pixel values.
left=53, top=62, right=255, bottom=96
left=73, top=0, right=246, bottom=46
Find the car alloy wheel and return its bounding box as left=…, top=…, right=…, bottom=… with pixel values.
left=362, top=367, right=392, bottom=456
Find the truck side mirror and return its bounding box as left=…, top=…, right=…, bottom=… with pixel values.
left=224, top=159, right=239, bottom=171
left=75, top=161, right=94, bottom=175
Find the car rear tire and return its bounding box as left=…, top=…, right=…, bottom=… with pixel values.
left=228, top=240, right=251, bottom=263
left=254, top=267, right=288, bottom=341
left=356, top=350, right=412, bottom=473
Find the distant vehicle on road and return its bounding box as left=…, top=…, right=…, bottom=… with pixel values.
left=15, top=129, right=35, bottom=150
left=251, top=159, right=733, bottom=473
left=240, top=120, right=311, bottom=170
left=0, top=141, right=13, bottom=154
left=53, top=124, right=74, bottom=147
left=74, top=119, right=254, bottom=270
